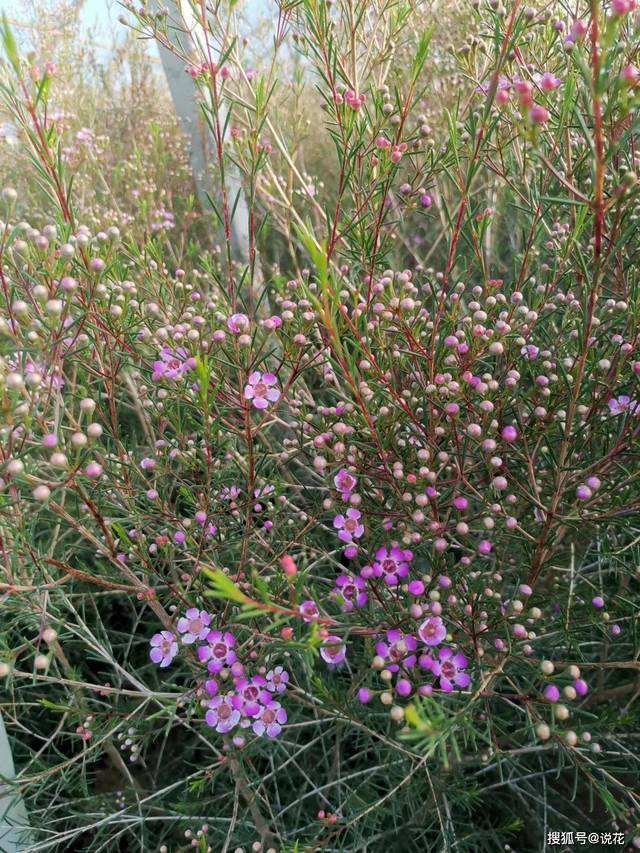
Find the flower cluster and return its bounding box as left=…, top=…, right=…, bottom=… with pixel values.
left=149, top=612, right=289, bottom=739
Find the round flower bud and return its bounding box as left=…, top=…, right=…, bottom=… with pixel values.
left=535, top=723, right=551, bottom=741
left=32, top=485, right=51, bottom=502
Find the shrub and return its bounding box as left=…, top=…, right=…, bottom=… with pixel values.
left=0, top=0, right=639, bottom=850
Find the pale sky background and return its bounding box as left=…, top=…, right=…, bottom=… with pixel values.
left=78, top=0, right=117, bottom=34
left=0, top=0, right=272, bottom=42
left=1, top=0, right=157, bottom=58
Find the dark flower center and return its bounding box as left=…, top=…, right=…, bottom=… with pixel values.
left=213, top=642, right=228, bottom=658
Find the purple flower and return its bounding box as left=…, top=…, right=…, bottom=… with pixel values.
left=372, top=545, right=413, bottom=586
left=521, top=344, right=539, bottom=361
left=418, top=616, right=447, bottom=647
left=234, top=676, right=268, bottom=717
left=220, top=485, right=241, bottom=501
left=429, top=647, right=471, bottom=692
left=537, top=71, right=561, bottom=91
left=332, top=574, right=368, bottom=612
left=227, top=313, right=249, bottom=334
left=254, top=484, right=275, bottom=500
left=244, top=371, right=281, bottom=410
left=176, top=608, right=212, bottom=644
left=149, top=631, right=178, bottom=668
left=266, top=666, right=290, bottom=694
left=152, top=347, right=197, bottom=382
left=608, top=395, right=640, bottom=416
left=333, top=508, right=364, bottom=543
left=198, top=630, right=237, bottom=672
left=320, top=636, right=347, bottom=666
left=334, top=468, right=357, bottom=497
left=252, top=700, right=287, bottom=737
left=205, top=693, right=242, bottom=733
left=299, top=599, right=320, bottom=622
left=375, top=629, right=417, bottom=672
left=476, top=73, right=512, bottom=95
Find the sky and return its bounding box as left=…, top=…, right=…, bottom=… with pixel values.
left=1, top=0, right=271, bottom=59
left=0, top=0, right=156, bottom=62
left=79, top=0, right=118, bottom=36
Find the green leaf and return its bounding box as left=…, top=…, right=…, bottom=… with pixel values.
left=412, top=27, right=433, bottom=85
left=202, top=568, right=249, bottom=604
left=1, top=14, right=20, bottom=73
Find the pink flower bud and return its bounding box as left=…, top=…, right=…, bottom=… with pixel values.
left=621, top=64, right=640, bottom=86
left=530, top=104, right=550, bottom=125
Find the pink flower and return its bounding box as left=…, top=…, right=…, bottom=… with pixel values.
left=621, top=64, right=640, bottom=86
left=220, top=485, right=241, bottom=501
left=332, top=574, right=368, bottom=611
left=608, top=395, right=640, bottom=416
left=252, top=700, right=287, bottom=737
left=391, top=142, right=407, bottom=163
left=149, top=631, right=178, bottom=667
left=266, top=666, right=290, bottom=694
left=152, top=347, right=197, bottom=382
left=333, top=508, right=364, bottom=543
left=234, top=676, right=268, bottom=717
left=299, top=600, right=320, bottom=622
left=320, top=636, right=347, bottom=666
left=227, top=313, right=250, bottom=334
left=177, top=608, right=212, bottom=644
left=334, top=468, right=357, bottom=498
left=530, top=104, right=550, bottom=125
left=571, top=19, right=588, bottom=38
left=515, top=80, right=533, bottom=106
left=375, top=629, right=417, bottom=672
left=418, top=616, right=447, bottom=647
left=538, top=72, right=561, bottom=92
left=612, top=0, right=637, bottom=15
left=205, top=693, right=242, bottom=733
left=372, top=545, right=413, bottom=586
left=429, top=647, right=471, bottom=692
left=197, top=630, right=237, bottom=673
left=521, top=344, right=539, bottom=360
left=244, top=371, right=281, bottom=410
left=344, top=90, right=366, bottom=110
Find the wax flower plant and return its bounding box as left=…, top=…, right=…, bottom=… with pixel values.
left=0, top=0, right=639, bottom=850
